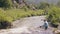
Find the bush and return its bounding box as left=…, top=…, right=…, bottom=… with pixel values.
left=36, top=2, right=50, bottom=9
left=0, top=8, right=44, bottom=29
left=0, top=0, right=13, bottom=8
left=0, top=21, right=12, bottom=29
left=47, top=6, right=60, bottom=28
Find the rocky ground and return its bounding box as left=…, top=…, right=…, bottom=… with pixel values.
left=0, top=16, right=55, bottom=34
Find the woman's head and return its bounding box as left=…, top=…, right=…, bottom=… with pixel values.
left=44, top=20, right=46, bottom=22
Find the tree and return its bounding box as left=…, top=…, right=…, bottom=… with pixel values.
left=0, top=0, right=13, bottom=8
left=36, top=2, right=50, bottom=9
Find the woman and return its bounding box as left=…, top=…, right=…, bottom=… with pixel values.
left=44, top=20, right=48, bottom=30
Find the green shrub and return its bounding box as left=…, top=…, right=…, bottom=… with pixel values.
left=0, top=0, right=13, bottom=8
left=47, top=6, right=60, bottom=28
left=0, top=8, right=44, bottom=29
left=3, top=9, right=44, bottom=22
left=36, top=2, right=50, bottom=9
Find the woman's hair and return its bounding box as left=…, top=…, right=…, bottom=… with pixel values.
left=44, top=20, right=46, bottom=22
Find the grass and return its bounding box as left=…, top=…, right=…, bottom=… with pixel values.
left=0, top=8, right=44, bottom=23
left=0, top=6, right=60, bottom=29
left=47, top=6, right=60, bottom=28
left=0, top=8, right=44, bottom=29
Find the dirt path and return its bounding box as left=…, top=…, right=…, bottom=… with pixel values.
left=0, top=16, right=54, bottom=34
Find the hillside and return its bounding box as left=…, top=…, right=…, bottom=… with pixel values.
left=0, top=0, right=60, bottom=34
left=25, top=0, right=59, bottom=5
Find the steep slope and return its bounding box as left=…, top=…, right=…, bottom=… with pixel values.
left=25, top=0, right=59, bottom=5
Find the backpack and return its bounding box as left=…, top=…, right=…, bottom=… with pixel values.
left=44, top=23, right=48, bottom=27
